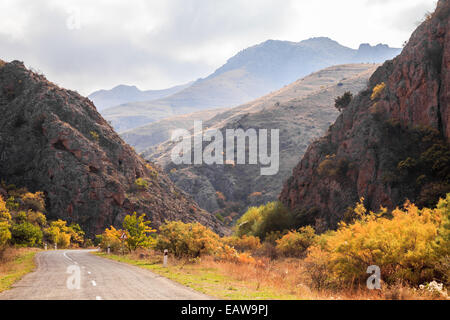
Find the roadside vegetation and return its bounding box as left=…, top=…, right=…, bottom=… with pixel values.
left=0, top=181, right=90, bottom=252
left=0, top=247, right=39, bottom=293
left=96, top=193, right=450, bottom=300
left=0, top=181, right=92, bottom=291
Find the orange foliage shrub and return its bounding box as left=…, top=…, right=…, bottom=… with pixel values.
left=156, top=221, right=222, bottom=257
left=223, top=235, right=262, bottom=252
left=304, top=196, right=450, bottom=289
left=99, top=226, right=127, bottom=253
left=276, top=226, right=317, bottom=258
left=371, top=82, right=386, bottom=100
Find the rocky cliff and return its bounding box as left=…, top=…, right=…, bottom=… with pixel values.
left=280, top=0, right=450, bottom=231
left=0, top=61, right=224, bottom=236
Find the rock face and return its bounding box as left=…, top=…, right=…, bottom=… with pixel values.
left=0, top=61, right=225, bottom=236
left=143, top=64, right=378, bottom=224
left=279, top=1, right=450, bottom=231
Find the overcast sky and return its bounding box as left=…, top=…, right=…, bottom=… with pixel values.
left=0, top=0, right=437, bottom=95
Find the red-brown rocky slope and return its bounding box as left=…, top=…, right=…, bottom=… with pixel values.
left=280, top=1, right=450, bottom=230
left=0, top=60, right=225, bottom=236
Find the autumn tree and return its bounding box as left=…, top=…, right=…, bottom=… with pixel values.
left=304, top=195, right=450, bottom=289
left=156, top=221, right=221, bottom=257
left=334, top=91, right=353, bottom=112
left=122, top=212, right=156, bottom=251
left=44, top=220, right=72, bottom=248
left=99, top=226, right=124, bottom=253
left=0, top=196, right=11, bottom=248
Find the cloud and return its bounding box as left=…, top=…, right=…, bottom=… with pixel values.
left=0, top=0, right=437, bottom=95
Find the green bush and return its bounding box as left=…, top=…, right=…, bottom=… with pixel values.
left=235, top=202, right=293, bottom=240
left=10, top=222, right=43, bottom=246
left=134, top=178, right=149, bottom=190
left=123, top=212, right=156, bottom=251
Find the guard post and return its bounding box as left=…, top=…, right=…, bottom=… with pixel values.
left=163, top=249, right=168, bottom=267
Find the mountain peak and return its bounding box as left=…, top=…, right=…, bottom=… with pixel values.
left=300, top=36, right=336, bottom=43
left=111, top=84, right=140, bottom=91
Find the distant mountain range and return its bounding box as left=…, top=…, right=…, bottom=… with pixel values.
left=99, top=37, right=401, bottom=132
left=88, top=82, right=192, bottom=111
left=140, top=64, right=378, bottom=222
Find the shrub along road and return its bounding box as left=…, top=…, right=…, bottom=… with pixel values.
left=0, top=249, right=210, bottom=300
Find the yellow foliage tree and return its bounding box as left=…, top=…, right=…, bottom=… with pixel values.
left=123, top=212, right=156, bottom=251
left=371, top=82, right=386, bottom=100
left=44, top=219, right=73, bottom=248
left=276, top=226, right=317, bottom=258
left=99, top=226, right=126, bottom=253
left=222, top=235, right=262, bottom=252
left=156, top=221, right=222, bottom=257
left=304, top=196, right=449, bottom=289
left=0, top=196, right=11, bottom=248
left=21, top=192, right=46, bottom=212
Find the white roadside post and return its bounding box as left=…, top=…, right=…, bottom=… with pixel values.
left=107, top=246, right=110, bottom=255
left=54, top=243, right=57, bottom=250
left=44, top=243, right=47, bottom=250
left=163, top=249, right=168, bottom=267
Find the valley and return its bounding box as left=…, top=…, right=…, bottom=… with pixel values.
left=0, top=0, right=448, bottom=303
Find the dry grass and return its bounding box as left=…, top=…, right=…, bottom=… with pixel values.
left=97, top=249, right=441, bottom=300
left=0, top=247, right=40, bottom=293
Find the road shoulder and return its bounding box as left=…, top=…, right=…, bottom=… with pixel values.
left=0, top=248, right=40, bottom=293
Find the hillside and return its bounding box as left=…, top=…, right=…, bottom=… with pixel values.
left=88, top=82, right=192, bottom=111
left=279, top=0, right=450, bottom=231
left=103, top=38, right=400, bottom=132
left=143, top=64, right=378, bottom=222
left=0, top=60, right=225, bottom=236
left=121, top=107, right=228, bottom=153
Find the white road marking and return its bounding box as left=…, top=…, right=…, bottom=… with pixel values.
left=96, top=296, right=102, bottom=300
left=91, top=280, right=97, bottom=286
left=63, top=251, right=76, bottom=264
left=87, top=271, right=91, bottom=274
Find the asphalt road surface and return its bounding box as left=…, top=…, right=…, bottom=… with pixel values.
left=0, top=249, right=211, bottom=300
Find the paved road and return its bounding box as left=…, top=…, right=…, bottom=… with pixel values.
left=0, top=249, right=210, bottom=300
